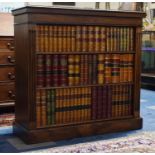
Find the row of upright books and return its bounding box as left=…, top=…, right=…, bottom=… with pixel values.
left=36, top=84, right=133, bottom=128
left=37, top=54, right=134, bottom=87
left=35, top=25, right=134, bottom=53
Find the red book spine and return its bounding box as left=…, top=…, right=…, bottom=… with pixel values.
left=59, top=55, right=68, bottom=86
left=102, top=86, right=107, bottom=119
left=97, top=86, right=102, bottom=119
left=37, top=54, right=45, bottom=87
left=107, top=85, right=112, bottom=118
left=52, top=55, right=59, bottom=86
left=91, top=87, right=97, bottom=120
left=45, top=54, right=51, bottom=87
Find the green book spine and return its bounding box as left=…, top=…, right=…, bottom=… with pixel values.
left=51, top=89, right=56, bottom=125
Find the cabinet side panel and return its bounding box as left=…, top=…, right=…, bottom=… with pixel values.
left=15, top=24, right=29, bottom=128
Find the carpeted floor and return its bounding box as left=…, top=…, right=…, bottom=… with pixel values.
left=0, top=89, right=155, bottom=153
left=28, top=131, right=155, bottom=153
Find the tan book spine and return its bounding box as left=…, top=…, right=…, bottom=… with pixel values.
left=81, top=26, right=87, bottom=52
left=74, top=55, right=80, bottom=85
left=62, top=26, right=67, bottom=52
left=76, top=26, right=82, bottom=52
left=53, top=26, right=58, bottom=52
left=98, top=54, right=104, bottom=84
left=114, top=27, right=117, bottom=51
left=66, top=26, right=71, bottom=52
left=106, top=27, right=110, bottom=52
left=100, top=27, right=106, bottom=52
left=57, top=26, right=63, bottom=52
left=71, top=26, right=76, bottom=52
left=65, top=88, right=70, bottom=123
left=110, top=27, right=113, bottom=52
left=49, top=26, right=53, bottom=52
left=94, top=26, right=100, bottom=52
left=40, top=25, right=44, bottom=52
left=35, top=25, right=40, bottom=52
left=116, top=27, right=120, bottom=51
left=88, top=26, right=94, bottom=52
left=68, top=55, right=74, bottom=86
left=44, top=25, right=49, bottom=52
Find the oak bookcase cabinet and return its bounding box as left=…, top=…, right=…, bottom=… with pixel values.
left=12, top=6, right=145, bottom=144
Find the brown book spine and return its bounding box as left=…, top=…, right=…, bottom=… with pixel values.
left=128, top=54, right=134, bottom=82
left=127, top=27, right=130, bottom=51
left=111, top=54, right=120, bottom=83
left=107, top=85, right=112, bottom=118
left=74, top=55, right=80, bottom=85
left=44, top=25, right=49, bottom=52
left=88, top=55, right=92, bottom=85
left=49, top=26, right=53, bottom=52
left=106, top=27, right=110, bottom=52
left=98, top=54, right=104, bottom=84
left=120, top=27, right=123, bottom=52
left=62, top=26, right=67, bottom=52
left=68, top=55, right=74, bottom=86
left=57, top=26, right=63, bottom=52
left=112, top=85, right=116, bottom=117
left=82, top=26, right=87, bottom=52
left=130, top=28, right=134, bottom=51
left=40, top=25, right=45, bottom=52
left=36, top=90, right=41, bottom=128
left=41, top=89, right=47, bottom=127
left=116, top=27, right=120, bottom=51
left=123, top=54, right=128, bottom=82
left=76, top=26, right=82, bottom=52
left=53, top=26, right=58, bottom=52
left=110, top=27, right=113, bottom=52
left=104, top=54, right=112, bottom=84
left=35, top=25, right=40, bottom=52
left=71, top=26, right=76, bottom=52
left=120, top=54, right=123, bottom=82
left=67, top=26, right=71, bottom=52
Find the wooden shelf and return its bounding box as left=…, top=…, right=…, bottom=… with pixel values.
left=36, top=51, right=136, bottom=55
left=36, top=82, right=134, bottom=90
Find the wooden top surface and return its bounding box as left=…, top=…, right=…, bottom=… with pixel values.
left=0, top=13, right=14, bottom=36
left=12, top=6, right=146, bottom=18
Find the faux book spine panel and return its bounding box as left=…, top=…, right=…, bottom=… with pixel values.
left=35, top=25, right=134, bottom=53
left=36, top=54, right=134, bottom=87
left=36, top=84, right=133, bottom=128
